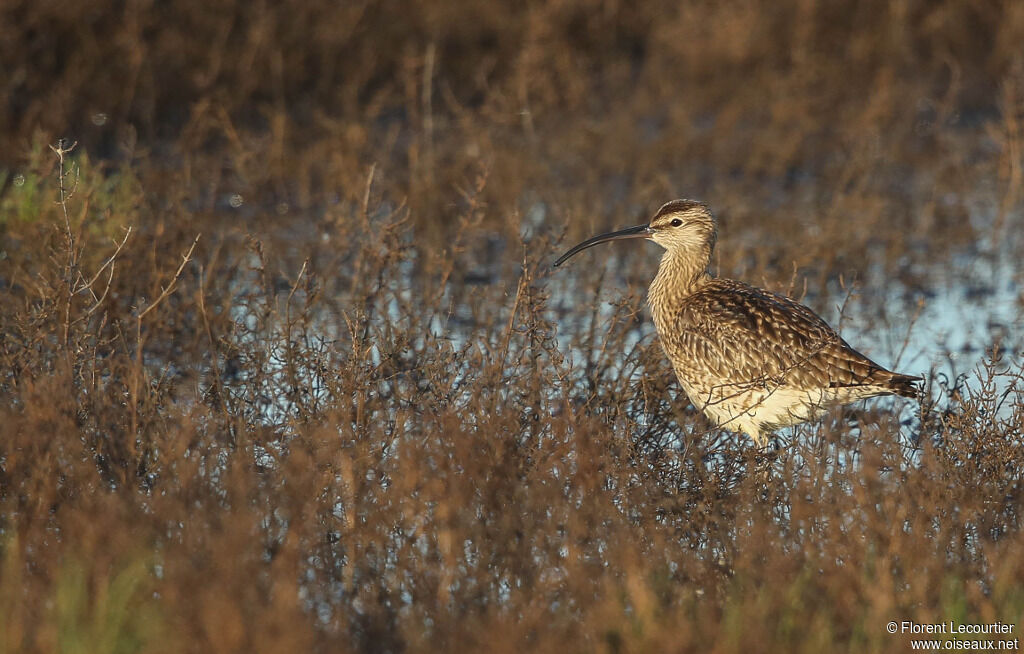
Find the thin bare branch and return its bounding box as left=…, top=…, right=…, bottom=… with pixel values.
left=137, top=234, right=201, bottom=320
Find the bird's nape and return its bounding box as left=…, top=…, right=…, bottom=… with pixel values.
left=553, top=224, right=651, bottom=267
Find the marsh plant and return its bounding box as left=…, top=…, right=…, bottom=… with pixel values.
left=1, top=1, right=1023, bottom=652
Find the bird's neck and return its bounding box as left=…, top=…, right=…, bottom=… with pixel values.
left=648, top=248, right=711, bottom=324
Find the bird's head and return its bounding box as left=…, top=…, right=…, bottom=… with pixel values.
left=553, top=199, right=716, bottom=267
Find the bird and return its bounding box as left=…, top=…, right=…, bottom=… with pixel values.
left=553, top=199, right=921, bottom=446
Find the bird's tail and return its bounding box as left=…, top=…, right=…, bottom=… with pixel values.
left=886, top=373, right=923, bottom=399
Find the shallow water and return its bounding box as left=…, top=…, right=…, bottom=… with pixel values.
left=838, top=235, right=1023, bottom=390
left=240, top=202, right=1022, bottom=439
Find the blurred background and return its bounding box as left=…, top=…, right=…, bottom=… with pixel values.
left=1, top=1, right=1023, bottom=652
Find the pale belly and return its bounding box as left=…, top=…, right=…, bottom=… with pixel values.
left=673, top=370, right=847, bottom=445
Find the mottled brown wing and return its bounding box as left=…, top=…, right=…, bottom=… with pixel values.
left=668, top=280, right=894, bottom=391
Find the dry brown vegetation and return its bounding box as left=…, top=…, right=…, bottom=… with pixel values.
left=2, top=1, right=1024, bottom=652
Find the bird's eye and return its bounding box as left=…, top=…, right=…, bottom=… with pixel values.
left=670, top=218, right=683, bottom=227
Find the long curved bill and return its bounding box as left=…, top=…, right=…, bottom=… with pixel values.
left=553, top=224, right=652, bottom=267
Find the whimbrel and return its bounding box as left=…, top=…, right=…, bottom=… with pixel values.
left=554, top=199, right=921, bottom=445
